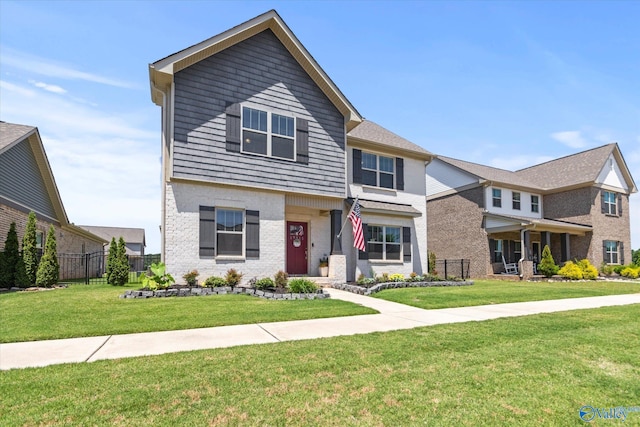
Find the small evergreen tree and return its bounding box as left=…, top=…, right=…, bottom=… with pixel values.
left=113, top=237, right=130, bottom=286
left=22, top=212, right=39, bottom=286
left=106, top=237, right=117, bottom=285
left=537, top=245, right=559, bottom=278
left=0, top=222, right=20, bottom=287
left=36, top=225, right=59, bottom=288
left=15, top=254, right=29, bottom=288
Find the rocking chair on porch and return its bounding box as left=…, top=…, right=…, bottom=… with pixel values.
left=502, top=256, right=519, bottom=275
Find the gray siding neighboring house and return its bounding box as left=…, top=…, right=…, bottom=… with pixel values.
left=0, top=122, right=107, bottom=280
left=426, top=143, right=636, bottom=278
left=77, top=226, right=146, bottom=256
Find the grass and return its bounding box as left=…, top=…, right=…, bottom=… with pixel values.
left=0, top=283, right=376, bottom=343
left=1, top=305, right=639, bottom=426
left=373, top=279, right=640, bottom=309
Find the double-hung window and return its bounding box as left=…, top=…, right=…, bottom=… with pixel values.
left=604, top=241, right=620, bottom=264
left=512, top=192, right=521, bottom=210
left=366, top=225, right=401, bottom=260
left=216, top=209, right=244, bottom=256
left=362, top=152, right=395, bottom=189
left=602, top=191, right=617, bottom=215
left=494, top=239, right=503, bottom=262
left=242, top=107, right=295, bottom=160
left=492, top=188, right=502, bottom=208
left=531, top=195, right=539, bottom=213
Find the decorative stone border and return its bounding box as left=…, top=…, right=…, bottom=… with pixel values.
left=330, top=280, right=474, bottom=295
left=120, top=286, right=330, bottom=300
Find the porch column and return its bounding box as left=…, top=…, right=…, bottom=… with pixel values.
left=523, top=230, right=531, bottom=260
left=330, top=209, right=343, bottom=255
left=560, top=233, right=570, bottom=262
left=541, top=231, right=551, bottom=249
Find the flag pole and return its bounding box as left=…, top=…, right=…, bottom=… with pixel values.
left=336, top=197, right=357, bottom=238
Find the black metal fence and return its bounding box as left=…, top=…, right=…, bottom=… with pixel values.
left=57, top=252, right=161, bottom=284
left=430, top=259, right=471, bottom=280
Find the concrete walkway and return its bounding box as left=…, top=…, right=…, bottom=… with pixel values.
left=2, top=289, right=639, bottom=370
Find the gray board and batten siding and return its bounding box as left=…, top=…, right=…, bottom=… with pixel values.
left=173, top=30, right=347, bottom=197
left=0, top=138, right=57, bottom=220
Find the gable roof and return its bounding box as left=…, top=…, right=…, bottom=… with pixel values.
left=149, top=9, right=362, bottom=130
left=78, top=225, right=146, bottom=246
left=436, top=156, right=540, bottom=191
left=348, top=120, right=433, bottom=161
left=0, top=122, right=106, bottom=244
left=515, top=143, right=637, bottom=193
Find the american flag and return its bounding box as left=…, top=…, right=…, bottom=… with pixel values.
left=348, top=198, right=366, bottom=252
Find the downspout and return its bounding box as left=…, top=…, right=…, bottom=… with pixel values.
left=152, top=82, right=168, bottom=263
left=519, top=228, right=526, bottom=278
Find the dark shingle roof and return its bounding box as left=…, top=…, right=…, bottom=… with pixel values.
left=515, top=144, right=617, bottom=190
left=437, top=156, right=540, bottom=190
left=0, top=122, right=36, bottom=151
left=348, top=120, right=432, bottom=159
left=78, top=226, right=146, bottom=246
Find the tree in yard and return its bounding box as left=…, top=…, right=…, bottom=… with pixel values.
left=106, top=237, right=117, bottom=285
left=633, top=248, right=640, bottom=266
left=22, top=211, right=39, bottom=286
left=15, top=255, right=29, bottom=288
left=0, top=222, right=20, bottom=287
left=107, top=237, right=129, bottom=286
left=36, top=225, right=59, bottom=288
left=537, top=244, right=559, bottom=278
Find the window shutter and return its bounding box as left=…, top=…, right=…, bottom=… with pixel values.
left=396, top=158, right=404, bottom=191
left=225, top=103, right=241, bottom=152
left=353, top=149, right=362, bottom=184
left=199, top=206, right=215, bottom=257
left=246, top=210, right=260, bottom=259
left=358, top=223, right=369, bottom=260
left=402, top=226, right=411, bottom=262
left=489, top=239, right=496, bottom=263
left=296, top=118, right=309, bottom=164
left=618, top=194, right=623, bottom=216
left=602, top=242, right=607, bottom=264
left=600, top=191, right=606, bottom=214
left=620, top=241, right=624, bottom=265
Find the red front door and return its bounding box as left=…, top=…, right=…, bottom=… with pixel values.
left=286, top=221, right=308, bottom=275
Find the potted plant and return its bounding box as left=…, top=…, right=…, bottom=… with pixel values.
left=319, top=256, right=329, bottom=277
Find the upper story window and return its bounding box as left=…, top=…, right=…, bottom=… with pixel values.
left=492, top=188, right=502, bottom=208
left=602, top=191, right=618, bottom=215
left=362, top=152, right=395, bottom=189
left=366, top=225, right=401, bottom=260
left=512, top=192, right=521, bottom=210
left=531, top=195, right=539, bottom=213
left=242, top=107, right=295, bottom=160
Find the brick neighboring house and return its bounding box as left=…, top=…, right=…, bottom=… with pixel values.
left=426, top=143, right=637, bottom=278
left=0, top=122, right=106, bottom=273
left=148, top=10, right=432, bottom=283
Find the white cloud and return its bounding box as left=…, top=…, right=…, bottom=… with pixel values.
left=30, top=80, right=67, bottom=94
left=0, top=79, right=36, bottom=97
left=550, top=130, right=588, bottom=149
left=1, top=46, right=137, bottom=89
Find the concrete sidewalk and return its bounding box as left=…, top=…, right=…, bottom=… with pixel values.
left=2, top=290, right=639, bottom=370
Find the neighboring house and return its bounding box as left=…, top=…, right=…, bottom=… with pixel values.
left=77, top=225, right=146, bottom=256
left=426, top=143, right=637, bottom=278
left=148, top=10, right=432, bottom=282
left=0, top=122, right=106, bottom=278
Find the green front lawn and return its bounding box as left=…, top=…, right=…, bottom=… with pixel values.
left=1, top=305, right=638, bottom=426
left=374, top=279, right=640, bottom=309
left=0, top=283, right=376, bottom=343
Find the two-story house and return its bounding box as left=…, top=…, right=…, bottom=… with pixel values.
left=148, top=10, right=431, bottom=283
left=426, top=143, right=636, bottom=277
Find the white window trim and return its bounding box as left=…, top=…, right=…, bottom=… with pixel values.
left=361, top=151, right=395, bottom=189
left=531, top=195, right=540, bottom=213
left=366, top=224, right=402, bottom=261
left=215, top=208, right=246, bottom=259
left=494, top=239, right=503, bottom=262
left=603, top=191, right=617, bottom=215
left=512, top=192, right=521, bottom=210
left=604, top=240, right=619, bottom=264
left=241, top=105, right=296, bottom=161
left=492, top=188, right=502, bottom=208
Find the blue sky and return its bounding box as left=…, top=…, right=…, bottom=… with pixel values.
left=1, top=0, right=638, bottom=254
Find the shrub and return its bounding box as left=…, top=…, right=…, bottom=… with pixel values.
left=141, top=262, right=175, bottom=290
left=22, top=211, right=38, bottom=286
left=107, top=237, right=129, bottom=286
left=389, top=273, right=405, bottom=282
left=35, top=225, right=59, bottom=288
left=182, top=270, right=199, bottom=286
left=613, top=264, right=626, bottom=275
left=428, top=251, right=437, bottom=275
left=600, top=262, right=615, bottom=277
left=287, top=278, right=318, bottom=293
left=274, top=270, right=288, bottom=288
left=620, top=266, right=639, bottom=279
left=633, top=248, right=640, bottom=266
left=0, top=222, right=20, bottom=287
left=537, top=245, right=559, bottom=278
left=379, top=273, right=390, bottom=283
left=577, top=259, right=598, bottom=280
left=558, top=261, right=583, bottom=280
left=356, top=273, right=366, bottom=284
left=203, top=276, right=227, bottom=287
left=254, top=277, right=275, bottom=290
left=225, top=269, right=243, bottom=287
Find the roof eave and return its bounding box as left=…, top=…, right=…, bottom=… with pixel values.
left=348, top=136, right=433, bottom=161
